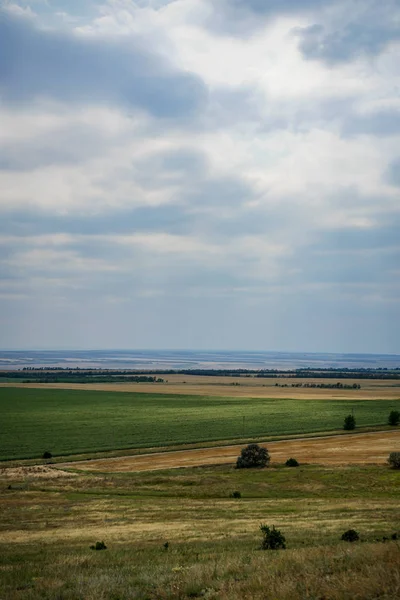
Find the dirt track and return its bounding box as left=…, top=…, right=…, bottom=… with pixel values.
left=60, top=430, right=400, bottom=472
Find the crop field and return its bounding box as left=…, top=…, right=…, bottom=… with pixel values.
left=3, top=375, right=400, bottom=399
left=62, top=431, right=400, bottom=472
left=1, top=387, right=400, bottom=460
left=1, top=461, right=400, bottom=599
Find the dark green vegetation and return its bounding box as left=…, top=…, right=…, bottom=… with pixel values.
left=90, top=541, right=107, bottom=551
left=2, top=366, right=400, bottom=382
left=388, top=452, right=400, bottom=469
left=236, top=443, right=270, bottom=469
left=0, top=463, right=399, bottom=599
left=260, top=524, right=286, bottom=549
left=276, top=382, right=361, bottom=389
left=285, top=458, right=299, bottom=467
left=1, top=387, right=400, bottom=460
left=343, top=414, right=356, bottom=430
left=0, top=370, right=164, bottom=384
left=388, top=410, right=400, bottom=426
left=341, top=529, right=360, bottom=542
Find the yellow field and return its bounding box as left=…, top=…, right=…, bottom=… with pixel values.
left=59, top=430, right=400, bottom=472
left=2, top=374, right=400, bottom=400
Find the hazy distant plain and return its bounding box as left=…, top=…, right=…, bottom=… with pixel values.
left=1, top=349, right=400, bottom=370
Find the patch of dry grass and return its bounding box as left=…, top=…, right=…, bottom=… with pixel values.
left=1, top=457, right=400, bottom=598
left=61, top=430, right=400, bottom=472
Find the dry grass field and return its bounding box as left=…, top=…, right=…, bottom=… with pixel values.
left=2, top=374, right=400, bottom=399
left=60, top=430, right=400, bottom=472
left=1, top=449, right=400, bottom=599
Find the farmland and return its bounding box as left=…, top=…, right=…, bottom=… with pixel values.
left=1, top=459, right=400, bottom=599
left=1, top=381, right=400, bottom=599
left=1, top=386, right=400, bottom=460
left=61, top=430, right=400, bottom=472
left=3, top=374, right=400, bottom=399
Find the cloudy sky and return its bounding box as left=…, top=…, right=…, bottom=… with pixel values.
left=0, top=0, right=399, bottom=353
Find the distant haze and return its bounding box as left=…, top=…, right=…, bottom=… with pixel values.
left=1, top=350, right=400, bottom=371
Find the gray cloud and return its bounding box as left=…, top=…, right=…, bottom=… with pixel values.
left=385, top=159, right=400, bottom=187
left=0, top=123, right=114, bottom=170
left=224, top=0, right=334, bottom=16
left=211, top=0, right=400, bottom=65
left=208, top=0, right=336, bottom=36
left=342, top=109, right=400, bottom=138
left=0, top=11, right=207, bottom=117
left=296, top=1, right=400, bottom=64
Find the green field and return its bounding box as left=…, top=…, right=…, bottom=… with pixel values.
left=1, top=387, right=400, bottom=460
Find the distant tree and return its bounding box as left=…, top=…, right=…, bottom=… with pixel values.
left=260, top=524, right=286, bottom=550
left=341, top=529, right=359, bottom=542
left=388, top=452, right=400, bottom=469
left=90, top=541, right=107, bottom=551
left=230, top=491, right=242, bottom=498
left=343, top=414, right=356, bottom=430
left=388, top=410, right=400, bottom=426
left=285, top=458, right=299, bottom=467
left=42, top=451, right=52, bottom=460
left=236, top=444, right=270, bottom=469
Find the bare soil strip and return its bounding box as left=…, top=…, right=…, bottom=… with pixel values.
left=60, top=430, right=400, bottom=472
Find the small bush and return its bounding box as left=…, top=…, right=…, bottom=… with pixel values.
left=388, top=410, right=400, bottom=426
left=90, top=541, right=107, bottom=551
left=341, top=529, right=359, bottom=542
left=343, top=414, right=356, bottom=430
left=236, top=444, right=270, bottom=469
left=260, top=524, right=286, bottom=550
left=388, top=452, right=400, bottom=469
left=285, top=458, right=299, bottom=467
left=42, top=451, right=52, bottom=459
left=230, top=491, right=241, bottom=498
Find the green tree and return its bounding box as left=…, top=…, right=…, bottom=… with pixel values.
left=285, top=457, right=299, bottom=467
left=388, top=452, right=400, bottom=469
left=341, top=529, right=359, bottom=542
left=236, top=444, right=270, bottom=469
left=343, top=414, right=356, bottom=430
left=388, top=410, right=400, bottom=426
left=260, top=525, right=286, bottom=550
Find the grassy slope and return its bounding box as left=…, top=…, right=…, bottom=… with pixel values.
left=1, top=464, right=399, bottom=599
left=1, top=387, right=400, bottom=460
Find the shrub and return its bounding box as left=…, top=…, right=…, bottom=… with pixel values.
left=90, top=541, right=107, bottom=551
left=388, top=410, right=400, bottom=426
left=285, top=458, right=299, bottom=467
left=230, top=491, right=241, bottom=498
left=236, top=444, right=270, bottom=469
left=341, top=529, right=359, bottom=542
left=260, top=524, right=286, bottom=550
left=42, top=451, right=52, bottom=459
left=343, top=414, right=356, bottom=430
left=388, top=452, right=400, bottom=469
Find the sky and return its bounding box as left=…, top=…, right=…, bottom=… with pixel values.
left=0, top=0, right=399, bottom=353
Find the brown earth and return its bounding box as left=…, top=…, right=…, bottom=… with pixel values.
left=60, top=430, right=400, bottom=473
